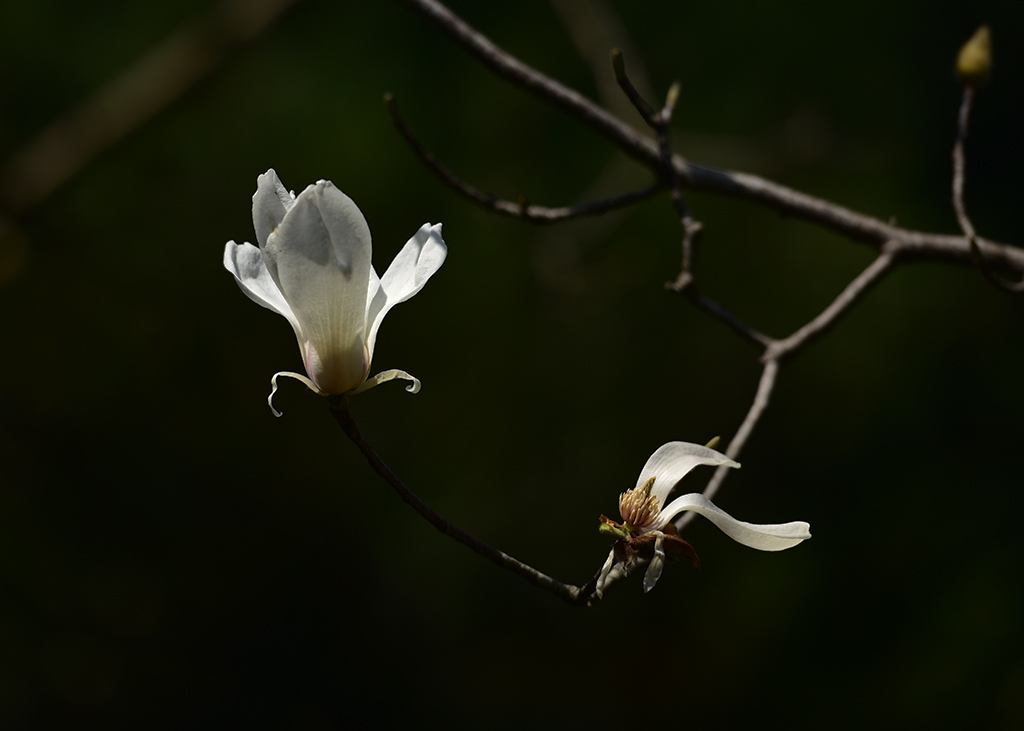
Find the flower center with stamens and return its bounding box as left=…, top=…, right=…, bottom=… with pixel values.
left=618, top=477, right=661, bottom=532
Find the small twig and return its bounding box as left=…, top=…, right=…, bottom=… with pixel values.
left=952, top=86, right=977, bottom=244
left=675, top=358, right=780, bottom=531
left=952, top=86, right=1024, bottom=293
left=329, top=398, right=602, bottom=606
left=610, top=49, right=658, bottom=122
left=385, top=92, right=665, bottom=223
left=612, top=49, right=704, bottom=289
left=767, top=247, right=899, bottom=361
left=678, top=287, right=774, bottom=350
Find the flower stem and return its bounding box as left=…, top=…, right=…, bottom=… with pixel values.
left=328, top=398, right=601, bottom=606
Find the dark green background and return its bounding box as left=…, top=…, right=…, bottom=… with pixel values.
left=2, top=1, right=1022, bottom=728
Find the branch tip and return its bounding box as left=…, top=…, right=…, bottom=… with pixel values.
left=665, top=82, right=680, bottom=112
left=383, top=92, right=400, bottom=123
left=956, top=24, right=992, bottom=87
left=610, top=47, right=625, bottom=80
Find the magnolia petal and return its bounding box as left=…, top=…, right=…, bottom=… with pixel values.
left=349, top=368, right=421, bottom=395
left=267, top=181, right=373, bottom=394
left=252, top=168, right=295, bottom=249
left=364, top=223, right=447, bottom=361
left=637, top=442, right=740, bottom=506
left=268, top=370, right=324, bottom=417
left=223, top=241, right=301, bottom=336
left=643, top=532, right=667, bottom=593
left=595, top=548, right=617, bottom=599
left=657, top=493, right=811, bottom=551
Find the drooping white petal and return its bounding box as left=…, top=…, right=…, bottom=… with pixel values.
left=364, top=223, right=447, bottom=361
left=349, top=368, right=421, bottom=395
left=268, top=371, right=323, bottom=417
left=265, top=181, right=373, bottom=394
left=223, top=241, right=301, bottom=337
left=656, top=493, right=811, bottom=551
left=252, top=168, right=295, bottom=249
left=643, top=532, right=667, bottom=593
left=595, top=548, right=618, bottom=599
left=637, top=442, right=740, bottom=506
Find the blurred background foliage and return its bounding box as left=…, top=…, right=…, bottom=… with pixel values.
left=1, top=0, right=1022, bottom=727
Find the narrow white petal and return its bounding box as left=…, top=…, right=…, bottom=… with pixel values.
left=657, top=493, right=811, bottom=551
left=637, top=442, right=740, bottom=506
left=348, top=368, right=421, bottom=395
left=268, top=371, right=325, bottom=417
left=364, top=223, right=447, bottom=361
left=643, top=533, right=667, bottom=592
left=595, top=548, right=617, bottom=599
left=223, top=241, right=301, bottom=336
left=266, top=181, right=373, bottom=394
left=252, top=168, right=295, bottom=249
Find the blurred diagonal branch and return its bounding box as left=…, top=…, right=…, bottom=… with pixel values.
left=952, top=85, right=1024, bottom=293
left=548, top=0, right=653, bottom=123
left=0, top=0, right=304, bottom=216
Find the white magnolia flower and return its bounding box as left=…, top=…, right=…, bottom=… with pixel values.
left=598, top=441, right=811, bottom=594
left=224, top=169, right=447, bottom=415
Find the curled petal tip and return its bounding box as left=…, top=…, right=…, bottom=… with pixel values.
left=268, top=371, right=322, bottom=417
left=350, top=368, right=422, bottom=395
left=642, top=533, right=667, bottom=592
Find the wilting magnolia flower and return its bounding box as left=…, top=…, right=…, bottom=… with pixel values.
left=224, top=169, right=447, bottom=415
left=598, top=441, right=810, bottom=594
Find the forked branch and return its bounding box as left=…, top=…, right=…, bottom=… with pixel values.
left=393, top=0, right=1024, bottom=278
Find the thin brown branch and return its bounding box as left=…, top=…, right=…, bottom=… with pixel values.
left=610, top=49, right=658, bottom=123
left=767, top=247, right=898, bottom=361
left=385, top=93, right=664, bottom=222
left=674, top=358, right=780, bottom=531
left=676, top=247, right=894, bottom=523
left=952, top=86, right=1024, bottom=293
left=612, top=50, right=704, bottom=288
left=329, top=398, right=602, bottom=606
left=393, top=0, right=1024, bottom=278
left=671, top=248, right=894, bottom=527
left=673, top=286, right=774, bottom=349
left=393, top=0, right=656, bottom=167
left=0, top=0, right=305, bottom=216
left=952, top=86, right=978, bottom=243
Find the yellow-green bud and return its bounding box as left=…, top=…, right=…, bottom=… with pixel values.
left=598, top=516, right=631, bottom=541
left=956, top=25, right=992, bottom=86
